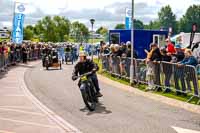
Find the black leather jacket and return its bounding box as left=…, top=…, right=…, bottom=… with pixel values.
left=72, top=59, right=99, bottom=76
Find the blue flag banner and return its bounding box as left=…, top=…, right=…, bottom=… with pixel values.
left=125, top=8, right=132, bottom=30
left=12, top=2, right=26, bottom=44
left=12, top=13, right=25, bottom=44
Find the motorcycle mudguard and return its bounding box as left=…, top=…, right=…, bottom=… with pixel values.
left=80, top=83, right=87, bottom=91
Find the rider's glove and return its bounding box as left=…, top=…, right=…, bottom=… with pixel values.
left=92, top=69, right=97, bottom=73
left=72, top=75, right=78, bottom=81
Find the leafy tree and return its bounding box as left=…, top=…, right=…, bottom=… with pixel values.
left=24, top=25, right=34, bottom=40
left=144, top=20, right=161, bottom=30
left=115, top=20, right=144, bottom=30
left=158, top=5, right=177, bottom=33
left=53, top=16, right=70, bottom=42
left=96, top=26, right=108, bottom=36
left=115, top=24, right=125, bottom=29
left=71, top=21, right=89, bottom=43
left=179, top=5, right=200, bottom=32
left=134, top=19, right=144, bottom=29
left=31, top=16, right=71, bottom=42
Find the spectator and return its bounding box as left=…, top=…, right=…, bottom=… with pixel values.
left=22, top=44, right=28, bottom=63
left=113, top=44, right=122, bottom=57
left=160, top=47, right=171, bottom=62
left=166, top=38, right=176, bottom=54
left=3, top=43, right=9, bottom=70
left=102, top=44, right=110, bottom=55
left=171, top=44, right=185, bottom=63
left=10, top=43, right=16, bottom=64
left=120, top=43, right=127, bottom=54
left=15, top=44, right=21, bottom=62
left=150, top=43, right=162, bottom=90
left=126, top=41, right=138, bottom=58
left=145, top=43, right=157, bottom=91
left=170, top=44, right=185, bottom=94
left=160, top=47, right=172, bottom=92
left=0, top=42, right=4, bottom=71
left=175, top=49, right=198, bottom=96
left=180, top=49, right=198, bottom=66
left=180, top=49, right=198, bottom=95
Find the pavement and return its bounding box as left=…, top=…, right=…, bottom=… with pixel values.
left=0, top=62, right=81, bottom=133
left=24, top=62, right=200, bottom=133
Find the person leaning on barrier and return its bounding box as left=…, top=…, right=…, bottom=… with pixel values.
left=3, top=42, right=9, bottom=69
left=148, top=43, right=162, bottom=91
left=160, top=47, right=172, bottom=93
left=102, top=44, right=110, bottom=55
left=15, top=44, right=21, bottom=62
left=119, top=43, right=128, bottom=76
left=145, top=43, right=157, bottom=91
left=176, top=49, right=198, bottom=96
left=120, top=42, right=127, bottom=54
left=0, top=42, right=4, bottom=71
left=113, top=44, right=123, bottom=57
left=172, top=45, right=187, bottom=95
left=21, top=44, right=28, bottom=64
left=170, top=44, right=185, bottom=63
left=179, top=49, right=197, bottom=66
left=126, top=41, right=138, bottom=58
left=10, top=43, right=16, bottom=64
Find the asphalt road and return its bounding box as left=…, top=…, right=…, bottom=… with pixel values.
left=25, top=63, right=200, bottom=133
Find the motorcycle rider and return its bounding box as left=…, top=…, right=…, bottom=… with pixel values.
left=42, top=44, right=51, bottom=67
left=72, top=51, right=103, bottom=97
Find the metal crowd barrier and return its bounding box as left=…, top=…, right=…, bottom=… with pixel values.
left=101, top=55, right=200, bottom=104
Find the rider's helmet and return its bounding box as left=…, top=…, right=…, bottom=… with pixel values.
left=79, top=51, right=87, bottom=57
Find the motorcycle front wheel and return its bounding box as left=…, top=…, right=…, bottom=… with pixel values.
left=81, top=88, right=96, bottom=111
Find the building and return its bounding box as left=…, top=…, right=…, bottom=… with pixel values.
left=109, top=29, right=168, bottom=58
left=0, top=27, right=10, bottom=39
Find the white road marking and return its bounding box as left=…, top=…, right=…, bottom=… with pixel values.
left=0, top=130, right=16, bottom=133
left=20, top=71, right=82, bottom=132
left=172, top=126, right=200, bottom=133
left=0, top=117, right=60, bottom=129
left=0, top=108, right=45, bottom=116
left=3, top=95, right=25, bottom=97
left=0, top=106, right=32, bottom=109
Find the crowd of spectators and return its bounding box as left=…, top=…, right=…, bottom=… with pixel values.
left=100, top=41, right=138, bottom=58
left=145, top=39, right=198, bottom=94
left=0, top=41, right=80, bottom=72
left=0, top=41, right=44, bottom=72
left=99, top=39, right=199, bottom=96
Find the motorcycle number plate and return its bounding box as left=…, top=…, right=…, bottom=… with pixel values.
left=81, top=76, right=87, bottom=81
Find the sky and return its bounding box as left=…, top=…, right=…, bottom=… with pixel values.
left=0, top=0, right=199, bottom=29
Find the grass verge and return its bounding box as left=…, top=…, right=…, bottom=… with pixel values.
left=94, top=59, right=200, bottom=105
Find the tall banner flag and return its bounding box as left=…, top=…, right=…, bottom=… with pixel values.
left=12, top=2, right=26, bottom=44
left=125, top=8, right=132, bottom=30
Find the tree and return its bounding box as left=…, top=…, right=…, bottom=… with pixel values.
left=134, top=19, right=144, bottom=29
left=115, top=24, right=125, bottom=29
left=71, top=21, right=89, bottom=43
left=158, top=5, right=177, bottom=33
left=144, top=20, right=161, bottom=30
left=24, top=25, right=34, bottom=40
left=96, top=27, right=108, bottom=36
left=53, top=16, right=70, bottom=42
left=31, top=16, right=71, bottom=42
left=179, top=5, right=200, bottom=32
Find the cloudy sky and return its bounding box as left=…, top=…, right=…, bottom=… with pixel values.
left=0, top=0, right=199, bottom=29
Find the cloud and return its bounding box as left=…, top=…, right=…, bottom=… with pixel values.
left=59, top=2, right=160, bottom=29
left=0, top=0, right=199, bottom=29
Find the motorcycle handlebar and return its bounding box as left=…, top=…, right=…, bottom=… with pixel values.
left=77, top=71, right=93, bottom=78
